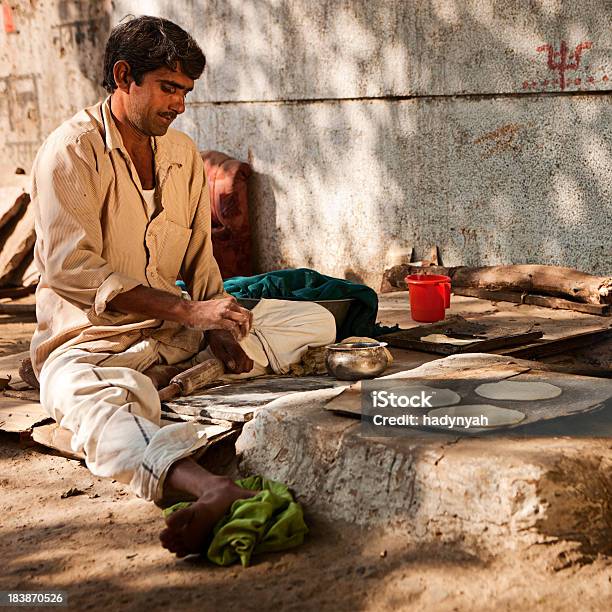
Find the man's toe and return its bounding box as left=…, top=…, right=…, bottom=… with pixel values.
left=165, top=505, right=194, bottom=530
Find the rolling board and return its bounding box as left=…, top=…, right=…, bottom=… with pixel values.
left=165, top=374, right=349, bottom=423
left=378, top=318, right=543, bottom=355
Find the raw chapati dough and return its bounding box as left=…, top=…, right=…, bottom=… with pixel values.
left=385, top=384, right=461, bottom=407
left=420, top=333, right=481, bottom=346
left=475, top=380, right=562, bottom=401
left=427, top=404, right=526, bottom=427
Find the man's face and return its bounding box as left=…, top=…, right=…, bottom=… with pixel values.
left=126, top=65, right=194, bottom=137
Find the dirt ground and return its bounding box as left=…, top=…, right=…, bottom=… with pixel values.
left=1, top=305, right=612, bottom=611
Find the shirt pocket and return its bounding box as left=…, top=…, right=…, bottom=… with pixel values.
left=153, top=218, right=192, bottom=284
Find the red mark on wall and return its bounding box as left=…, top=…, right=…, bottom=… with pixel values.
left=2, top=1, right=16, bottom=33
left=536, top=41, right=592, bottom=90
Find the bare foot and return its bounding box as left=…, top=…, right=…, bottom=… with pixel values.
left=160, top=476, right=257, bottom=557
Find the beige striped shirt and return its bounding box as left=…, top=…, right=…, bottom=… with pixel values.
left=30, top=97, right=225, bottom=374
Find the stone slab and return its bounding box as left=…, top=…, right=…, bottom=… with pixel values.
left=0, top=187, right=28, bottom=232
left=236, top=372, right=612, bottom=554
left=0, top=203, right=35, bottom=286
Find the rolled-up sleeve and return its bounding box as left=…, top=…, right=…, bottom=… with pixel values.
left=180, top=151, right=228, bottom=302
left=33, top=134, right=141, bottom=322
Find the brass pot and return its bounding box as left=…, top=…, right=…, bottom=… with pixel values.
left=325, top=341, right=390, bottom=381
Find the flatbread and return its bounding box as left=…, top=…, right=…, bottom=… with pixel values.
left=420, top=333, right=481, bottom=346
left=384, top=384, right=461, bottom=407
left=427, top=404, right=526, bottom=428
left=475, top=380, right=562, bottom=401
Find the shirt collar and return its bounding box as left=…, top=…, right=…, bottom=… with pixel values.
left=100, top=95, right=183, bottom=170
left=101, top=95, right=125, bottom=152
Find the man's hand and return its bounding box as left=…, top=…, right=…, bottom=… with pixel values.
left=206, top=328, right=254, bottom=373
left=185, top=296, right=252, bottom=340
left=110, top=287, right=253, bottom=341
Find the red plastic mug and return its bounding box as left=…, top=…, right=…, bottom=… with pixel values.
left=405, top=274, right=451, bottom=322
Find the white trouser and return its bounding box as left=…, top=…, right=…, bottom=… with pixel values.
left=39, top=299, right=336, bottom=502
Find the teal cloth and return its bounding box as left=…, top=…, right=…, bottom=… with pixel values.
left=163, top=476, right=308, bottom=567
left=224, top=268, right=379, bottom=340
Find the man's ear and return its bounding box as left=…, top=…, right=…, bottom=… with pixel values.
left=113, top=60, right=133, bottom=93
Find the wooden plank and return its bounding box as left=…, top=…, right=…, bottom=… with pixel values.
left=0, top=396, right=50, bottom=433
left=0, top=204, right=35, bottom=286
left=31, top=420, right=234, bottom=462
left=0, top=285, right=36, bottom=299
left=382, top=264, right=611, bottom=306
left=454, top=287, right=610, bottom=316
left=500, top=328, right=612, bottom=360
left=2, top=388, right=40, bottom=401
left=0, top=302, right=36, bottom=315
left=31, top=423, right=84, bottom=460
left=381, top=328, right=543, bottom=355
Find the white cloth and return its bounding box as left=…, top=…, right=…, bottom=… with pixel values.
left=39, top=300, right=335, bottom=502
left=142, top=188, right=156, bottom=218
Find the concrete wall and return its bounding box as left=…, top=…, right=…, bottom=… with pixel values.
left=4, top=1, right=611, bottom=283
left=0, top=0, right=111, bottom=174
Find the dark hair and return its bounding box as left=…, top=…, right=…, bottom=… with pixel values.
left=102, top=15, right=205, bottom=93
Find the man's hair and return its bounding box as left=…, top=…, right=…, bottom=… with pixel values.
left=102, top=15, right=205, bottom=93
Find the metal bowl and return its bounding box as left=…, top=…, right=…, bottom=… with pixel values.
left=236, top=297, right=354, bottom=329
left=325, top=341, right=390, bottom=381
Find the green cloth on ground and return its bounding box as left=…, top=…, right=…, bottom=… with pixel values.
left=162, top=476, right=308, bottom=567
left=224, top=267, right=379, bottom=340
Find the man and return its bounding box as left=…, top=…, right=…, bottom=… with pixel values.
left=30, top=16, right=335, bottom=557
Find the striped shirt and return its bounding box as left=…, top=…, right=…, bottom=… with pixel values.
left=30, top=97, right=225, bottom=374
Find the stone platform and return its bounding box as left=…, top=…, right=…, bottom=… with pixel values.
left=236, top=355, right=612, bottom=556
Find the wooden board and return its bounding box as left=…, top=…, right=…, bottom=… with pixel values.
left=2, top=388, right=40, bottom=401
left=31, top=421, right=234, bottom=462
left=454, top=287, right=610, bottom=316
left=500, top=328, right=612, bottom=361
left=0, top=396, right=50, bottom=433
left=0, top=302, right=36, bottom=316
left=31, top=423, right=84, bottom=460
left=0, top=285, right=36, bottom=299
left=325, top=354, right=612, bottom=433
left=165, top=374, right=348, bottom=422
left=379, top=317, right=543, bottom=355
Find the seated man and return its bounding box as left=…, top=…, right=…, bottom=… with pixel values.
left=30, top=15, right=335, bottom=557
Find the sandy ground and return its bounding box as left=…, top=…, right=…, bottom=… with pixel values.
left=1, top=304, right=612, bottom=611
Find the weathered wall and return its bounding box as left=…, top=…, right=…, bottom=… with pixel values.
left=0, top=0, right=111, bottom=174
left=3, top=1, right=610, bottom=282
left=117, top=0, right=610, bottom=283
